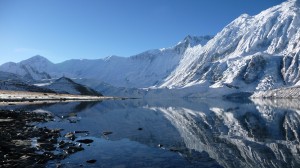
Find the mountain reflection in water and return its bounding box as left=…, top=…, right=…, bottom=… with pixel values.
left=2, top=98, right=299, bottom=168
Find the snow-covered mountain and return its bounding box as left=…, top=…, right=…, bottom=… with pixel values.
left=0, top=36, right=212, bottom=89
left=38, top=77, right=103, bottom=96
left=0, top=71, right=54, bottom=93
left=0, top=55, right=53, bottom=81
left=160, top=0, right=300, bottom=94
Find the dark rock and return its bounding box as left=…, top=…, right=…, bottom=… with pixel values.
left=76, top=139, right=94, bottom=144
left=65, top=146, right=84, bottom=154
left=169, top=147, right=180, bottom=152
left=86, top=159, right=97, bottom=163
left=0, top=109, right=84, bottom=167
left=38, top=143, right=56, bottom=151
left=102, top=131, right=113, bottom=136
left=68, top=119, right=77, bottom=123
left=74, top=131, right=89, bottom=134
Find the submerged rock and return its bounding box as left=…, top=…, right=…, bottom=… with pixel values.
left=102, top=131, right=113, bottom=136
left=86, top=159, right=97, bottom=163
left=76, top=139, right=94, bottom=144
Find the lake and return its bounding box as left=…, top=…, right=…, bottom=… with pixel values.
left=1, top=98, right=300, bottom=168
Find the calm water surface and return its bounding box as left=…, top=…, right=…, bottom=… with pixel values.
left=3, top=98, right=300, bottom=168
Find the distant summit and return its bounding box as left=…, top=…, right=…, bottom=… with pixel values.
left=21, top=55, right=52, bottom=64
left=0, top=55, right=53, bottom=81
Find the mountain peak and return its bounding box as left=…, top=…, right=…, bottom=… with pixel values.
left=275, top=0, right=300, bottom=10
left=181, top=35, right=213, bottom=47
left=56, top=76, right=76, bottom=84
left=22, top=55, right=52, bottom=64
left=289, top=0, right=300, bottom=6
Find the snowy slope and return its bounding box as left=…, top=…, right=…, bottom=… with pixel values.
left=40, top=77, right=102, bottom=96
left=0, top=55, right=53, bottom=81
left=0, top=71, right=54, bottom=93
left=159, top=0, right=300, bottom=94
left=0, top=36, right=212, bottom=88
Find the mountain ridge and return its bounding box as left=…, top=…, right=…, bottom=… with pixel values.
left=0, top=35, right=213, bottom=89
left=159, top=0, right=300, bottom=94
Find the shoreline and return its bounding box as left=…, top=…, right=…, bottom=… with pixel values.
left=0, top=90, right=120, bottom=105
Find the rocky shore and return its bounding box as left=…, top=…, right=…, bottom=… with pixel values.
left=0, top=109, right=87, bottom=167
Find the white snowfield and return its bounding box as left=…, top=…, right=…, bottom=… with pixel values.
left=1, top=0, right=300, bottom=98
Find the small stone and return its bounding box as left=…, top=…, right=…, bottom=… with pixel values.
left=74, top=130, right=89, bottom=134
left=64, top=132, right=76, bottom=141
left=169, top=147, right=180, bottom=152
left=68, top=113, right=77, bottom=117
left=102, top=131, right=113, bottom=136
left=56, top=163, right=62, bottom=168
left=39, top=143, right=56, bottom=151
left=50, top=138, right=57, bottom=143
left=69, top=119, right=77, bottom=123
left=65, top=146, right=84, bottom=154
left=76, top=139, right=94, bottom=144
left=59, top=140, right=65, bottom=146
left=86, top=159, right=97, bottom=163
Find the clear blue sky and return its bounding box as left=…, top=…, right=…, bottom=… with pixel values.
left=0, top=0, right=285, bottom=64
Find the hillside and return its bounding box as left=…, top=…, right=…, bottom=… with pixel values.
left=40, top=77, right=103, bottom=96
